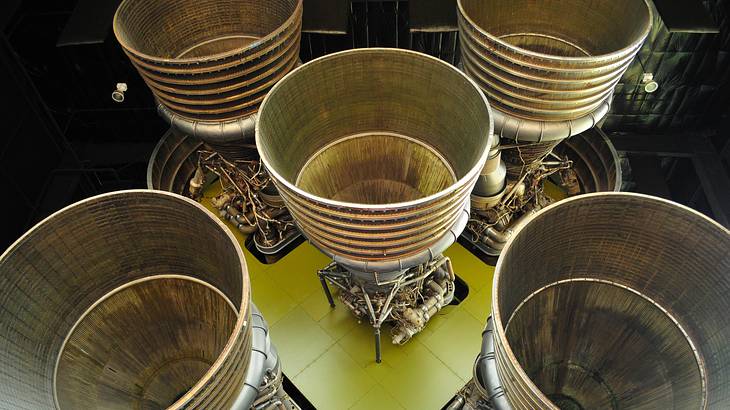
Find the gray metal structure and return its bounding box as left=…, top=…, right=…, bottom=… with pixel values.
left=457, top=0, right=652, bottom=258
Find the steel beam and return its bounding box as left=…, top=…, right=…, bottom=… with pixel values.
left=691, top=135, right=730, bottom=228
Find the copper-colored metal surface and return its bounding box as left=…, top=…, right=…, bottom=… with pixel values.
left=556, top=128, right=622, bottom=194
left=113, top=0, right=302, bottom=121
left=457, top=0, right=652, bottom=122
left=147, top=130, right=206, bottom=193
left=256, top=48, right=493, bottom=262
left=492, top=193, right=730, bottom=409
left=463, top=129, right=622, bottom=257
left=0, top=190, right=252, bottom=409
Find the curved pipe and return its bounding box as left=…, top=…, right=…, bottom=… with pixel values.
left=222, top=205, right=258, bottom=235
left=472, top=138, right=507, bottom=201
left=593, top=127, right=623, bottom=192
left=445, top=396, right=465, bottom=410
left=158, top=103, right=257, bottom=144
left=232, top=303, right=274, bottom=410
left=492, top=96, right=610, bottom=143
left=476, top=317, right=512, bottom=410
left=485, top=206, right=542, bottom=248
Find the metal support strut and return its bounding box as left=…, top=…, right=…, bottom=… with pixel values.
left=374, top=326, right=382, bottom=364
left=318, top=272, right=336, bottom=308
left=316, top=257, right=455, bottom=364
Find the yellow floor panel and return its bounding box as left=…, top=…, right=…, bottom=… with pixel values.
left=199, top=188, right=496, bottom=409
left=351, top=385, right=404, bottom=410
left=245, top=242, right=493, bottom=410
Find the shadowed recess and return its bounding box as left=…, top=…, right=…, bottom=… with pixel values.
left=296, top=133, right=456, bottom=205
left=56, top=277, right=237, bottom=409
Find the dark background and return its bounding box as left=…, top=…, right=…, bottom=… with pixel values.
left=2, top=0, right=730, bottom=249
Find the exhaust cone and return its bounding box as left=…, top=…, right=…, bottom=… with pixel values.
left=147, top=130, right=206, bottom=194
left=488, top=193, right=730, bottom=409
left=0, top=191, right=259, bottom=409
left=256, top=48, right=493, bottom=264
left=114, top=0, right=302, bottom=156
left=457, top=0, right=652, bottom=140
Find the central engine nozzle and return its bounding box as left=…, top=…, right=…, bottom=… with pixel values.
left=257, top=48, right=493, bottom=268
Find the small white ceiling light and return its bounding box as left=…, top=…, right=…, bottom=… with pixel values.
left=642, top=73, right=659, bottom=93
left=111, top=82, right=127, bottom=103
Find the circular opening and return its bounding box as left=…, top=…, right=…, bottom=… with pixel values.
left=114, top=0, right=299, bottom=61
left=458, top=0, right=652, bottom=58
left=0, top=191, right=248, bottom=409
left=296, top=133, right=457, bottom=205
left=257, top=49, right=492, bottom=208
left=111, top=90, right=125, bottom=103
left=55, top=277, right=237, bottom=409
left=644, top=81, right=659, bottom=93
left=494, top=193, right=730, bottom=409
left=506, top=280, right=703, bottom=409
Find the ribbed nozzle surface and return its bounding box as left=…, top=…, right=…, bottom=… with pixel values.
left=556, top=129, right=622, bottom=193
left=147, top=131, right=205, bottom=193
left=0, top=191, right=252, bottom=409
left=457, top=0, right=652, bottom=122
left=114, top=0, right=302, bottom=121
left=256, top=49, right=493, bottom=262
left=493, top=193, right=730, bottom=409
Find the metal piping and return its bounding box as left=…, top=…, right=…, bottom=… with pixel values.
left=457, top=0, right=652, bottom=141
left=158, top=103, right=257, bottom=144
left=491, top=97, right=610, bottom=142
left=472, top=138, right=506, bottom=203
left=476, top=317, right=511, bottom=410
left=232, top=304, right=295, bottom=410
left=147, top=131, right=301, bottom=256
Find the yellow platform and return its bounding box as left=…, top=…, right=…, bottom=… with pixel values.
left=200, top=187, right=495, bottom=410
